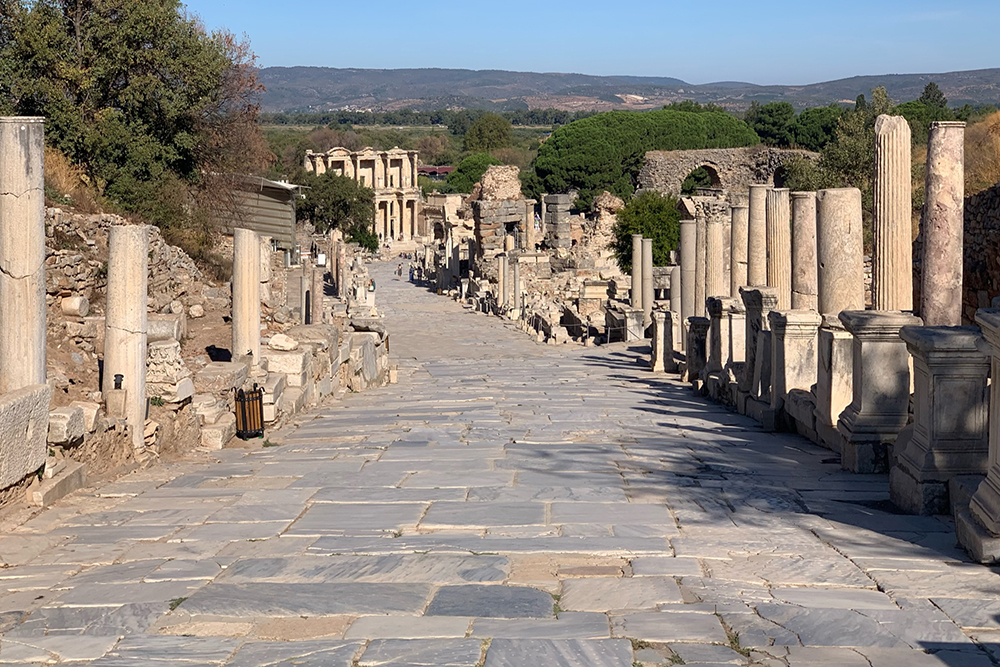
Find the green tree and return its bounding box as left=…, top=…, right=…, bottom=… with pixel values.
left=807, top=87, right=893, bottom=249
left=446, top=153, right=502, bottom=193
left=681, top=167, right=714, bottom=195
left=463, top=113, right=512, bottom=152
left=663, top=100, right=727, bottom=114
left=296, top=171, right=376, bottom=251
left=919, top=82, right=948, bottom=109
left=893, top=100, right=954, bottom=144
left=531, top=109, right=758, bottom=209
left=2, top=0, right=270, bottom=238
left=748, top=102, right=797, bottom=147
left=611, top=191, right=681, bottom=273
left=793, top=105, right=844, bottom=151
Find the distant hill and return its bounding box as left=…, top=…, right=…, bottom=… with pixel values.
left=258, top=66, right=1000, bottom=114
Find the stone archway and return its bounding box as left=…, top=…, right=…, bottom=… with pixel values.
left=638, top=146, right=818, bottom=195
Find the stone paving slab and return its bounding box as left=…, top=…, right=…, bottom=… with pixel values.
left=1, top=263, right=1000, bottom=664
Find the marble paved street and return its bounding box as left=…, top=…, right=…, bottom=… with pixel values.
left=1, top=263, right=1000, bottom=666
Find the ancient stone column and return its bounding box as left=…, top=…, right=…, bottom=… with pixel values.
left=813, top=188, right=865, bottom=449
left=642, top=238, right=654, bottom=328
left=669, top=266, right=683, bottom=351
left=631, top=234, right=643, bottom=311
left=512, top=259, right=521, bottom=313
left=730, top=203, right=749, bottom=297
left=958, top=309, right=1000, bottom=562
left=259, top=235, right=273, bottom=309
left=497, top=253, right=508, bottom=309
left=838, top=310, right=922, bottom=473
left=104, top=224, right=149, bottom=449
left=0, top=117, right=47, bottom=393
left=311, top=264, right=324, bottom=325
left=816, top=188, right=865, bottom=319
left=706, top=217, right=725, bottom=300
left=790, top=192, right=818, bottom=311
left=299, top=268, right=309, bottom=324
left=232, top=227, right=261, bottom=365
left=747, top=184, right=770, bottom=287
left=872, top=115, right=913, bottom=311
left=679, top=220, right=696, bottom=330
left=728, top=299, right=747, bottom=370
left=766, top=188, right=792, bottom=311
left=922, top=121, right=966, bottom=326
left=695, top=212, right=707, bottom=316
left=891, top=326, right=989, bottom=515
left=669, top=265, right=681, bottom=318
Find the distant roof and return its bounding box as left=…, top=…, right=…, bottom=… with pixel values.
left=418, top=166, right=455, bottom=176
left=236, top=175, right=305, bottom=195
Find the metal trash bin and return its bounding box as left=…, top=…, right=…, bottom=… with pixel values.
left=234, top=384, right=265, bottom=440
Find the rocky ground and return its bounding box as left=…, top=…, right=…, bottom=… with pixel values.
left=0, top=263, right=996, bottom=666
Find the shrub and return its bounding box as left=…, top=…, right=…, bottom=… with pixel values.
left=612, top=191, right=681, bottom=273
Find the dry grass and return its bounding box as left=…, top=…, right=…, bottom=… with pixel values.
left=43, top=147, right=100, bottom=212
left=966, top=111, right=1000, bottom=195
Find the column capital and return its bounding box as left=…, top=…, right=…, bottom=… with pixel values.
left=839, top=310, right=922, bottom=339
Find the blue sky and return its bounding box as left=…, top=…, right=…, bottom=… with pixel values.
left=182, top=0, right=996, bottom=85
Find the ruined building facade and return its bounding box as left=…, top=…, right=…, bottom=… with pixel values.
left=304, top=147, right=421, bottom=242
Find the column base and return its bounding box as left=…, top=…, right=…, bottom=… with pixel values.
left=746, top=397, right=777, bottom=432
left=815, top=419, right=842, bottom=453
left=956, top=508, right=1000, bottom=564
left=889, top=464, right=948, bottom=515
left=784, top=389, right=817, bottom=441
left=706, top=372, right=733, bottom=404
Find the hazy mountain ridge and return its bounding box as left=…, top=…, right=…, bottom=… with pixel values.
left=258, top=66, right=1000, bottom=113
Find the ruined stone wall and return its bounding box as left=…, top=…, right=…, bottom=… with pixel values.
left=913, top=182, right=1000, bottom=323
left=473, top=200, right=526, bottom=261
left=638, top=147, right=818, bottom=196
left=46, top=208, right=227, bottom=316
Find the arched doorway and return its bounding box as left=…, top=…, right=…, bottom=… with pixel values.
left=681, top=165, right=723, bottom=195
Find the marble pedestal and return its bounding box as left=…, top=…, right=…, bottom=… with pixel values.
left=650, top=311, right=677, bottom=373
left=769, top=310, right=822, bottom=428
left=706, top=297, right=739, bottom=401
left=685, top=317, right=710, bottom=388
left=837, top=310, right=922, bottom=473
left=957, top=310, right=1000, bottom=562
left=814, top=322, right=854, bottom=452
left=890, top=326, right=989, bottom=515
left=738, top=287, right=779, bottom=411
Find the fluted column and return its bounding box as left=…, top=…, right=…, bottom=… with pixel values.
left=631, top=234, right=643, bottom=311
left=766, top=188, right=792, bottom=310
left=790, top=191, right=818, bottom=310
left=706, top=217, right=725, bottom=299
left=922, top=121, right=966, bottom=326
left=872, top=115, right=913, bottom=311
left=730, top=203, right=749, bottom=297
left=747, top=184, right=770, bottom=286
left=641, top=238, right=654, bottom=328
